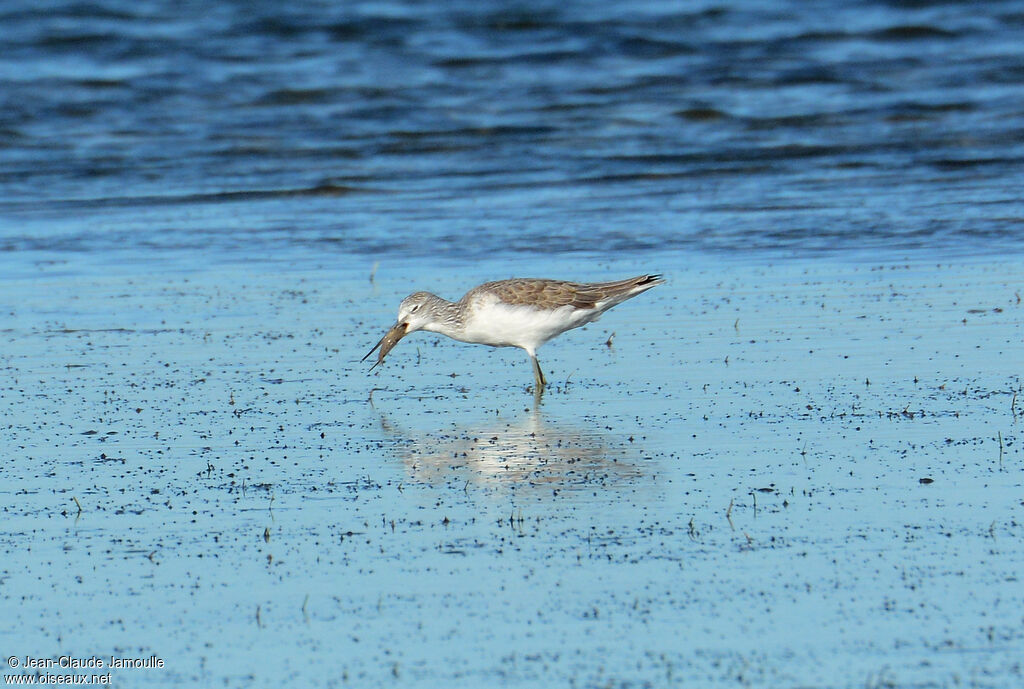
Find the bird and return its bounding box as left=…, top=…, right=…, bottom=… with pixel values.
left=362, top=274, right=663, bottom=393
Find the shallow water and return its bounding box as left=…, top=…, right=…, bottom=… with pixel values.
left=2, top=0, right=1024, bottom=687
left=3, top=256, right=1023, bottom=687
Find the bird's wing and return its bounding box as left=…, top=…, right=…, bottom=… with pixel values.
left=475, top=275, right=661, bottom=311
left=471, top=279, right=591, bottom=310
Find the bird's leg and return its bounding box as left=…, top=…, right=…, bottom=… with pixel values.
left=530, top=354, right=547, bottom=393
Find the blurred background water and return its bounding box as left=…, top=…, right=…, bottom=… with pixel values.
left=2, top=0, right=1023, bottom=273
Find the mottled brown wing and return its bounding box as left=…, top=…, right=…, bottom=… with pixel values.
left=473, top=279, right=591, bottom=310
left=476, top=275, right=660, bottom=310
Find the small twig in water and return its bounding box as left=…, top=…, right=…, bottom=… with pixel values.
left=726, top=499, right=735, bottom=531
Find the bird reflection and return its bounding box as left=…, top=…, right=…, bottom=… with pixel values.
left=376, top=407, right=644, bottom=494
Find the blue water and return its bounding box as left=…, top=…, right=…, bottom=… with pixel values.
left=2, top=0, right=1023, bottom=267
left=3, top=3, right=1024, bottom=688
left=3, top=257, right=1022, bottom=688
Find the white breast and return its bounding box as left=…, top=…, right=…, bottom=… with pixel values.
left=456, top=300, right=597, bottom=354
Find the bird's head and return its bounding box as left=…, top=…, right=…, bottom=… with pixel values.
left=361, top=292, right=439, bottom=370
left=396, top=291, right=435, bottom=334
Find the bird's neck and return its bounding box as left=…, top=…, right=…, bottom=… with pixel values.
left=422, top=296, right=464, bottom=336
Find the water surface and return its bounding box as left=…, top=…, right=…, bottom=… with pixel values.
left=2, top=1, right=1024, bottom=687
left=2, top=0, right=1023, bottom=267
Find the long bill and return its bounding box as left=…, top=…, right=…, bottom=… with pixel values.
left=361, top=322, right=409, bottom=372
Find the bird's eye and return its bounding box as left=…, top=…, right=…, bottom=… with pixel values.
left=410, top=304, right=419, bottom=313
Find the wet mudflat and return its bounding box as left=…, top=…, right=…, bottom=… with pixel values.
left=2, top=254, right=1021, bottom=687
